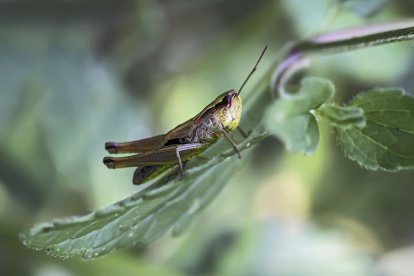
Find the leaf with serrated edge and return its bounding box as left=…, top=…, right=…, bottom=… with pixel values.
left=20, top=150, right=244, bottom=259
left=337, top=88, right=414, bottom=171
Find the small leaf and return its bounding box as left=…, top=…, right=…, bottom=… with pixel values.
left=264, top=77, right=335, bottom=154
left=318, top=103, right=366, bottom=129
left=337, top=88, right=414, bottom=171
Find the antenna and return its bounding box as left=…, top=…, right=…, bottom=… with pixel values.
left=238, top=46, right=267, bottom=95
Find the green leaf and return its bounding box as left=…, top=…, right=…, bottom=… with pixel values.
left=318, top=103, right=366, bottom=129
left=19, top=134, right=261, bottom=260
left=337, top=88, right=414, bottom=171
left=263, top=77, right=335, bottom=154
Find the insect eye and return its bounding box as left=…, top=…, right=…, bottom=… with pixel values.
left=222, top=95, right=232, bottom=108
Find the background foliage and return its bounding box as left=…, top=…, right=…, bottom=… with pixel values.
left=2, top=0, right=414, bottom=275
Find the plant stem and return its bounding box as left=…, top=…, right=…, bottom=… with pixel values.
left=272, top=22, right=414, bottom=96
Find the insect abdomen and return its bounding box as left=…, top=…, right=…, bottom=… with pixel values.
left=133, top=165, right=172, bottom=185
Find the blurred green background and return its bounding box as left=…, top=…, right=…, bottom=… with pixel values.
left=1, top=0, right=414, bottom=275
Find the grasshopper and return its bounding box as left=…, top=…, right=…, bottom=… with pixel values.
left=103, top=47, right=267, bottom=184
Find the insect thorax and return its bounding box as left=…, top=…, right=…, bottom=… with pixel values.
left=188, top=111, right=223, bottom=143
